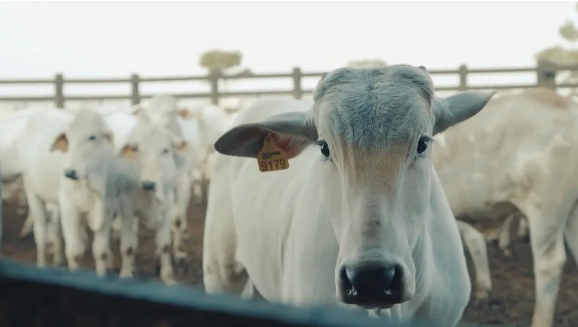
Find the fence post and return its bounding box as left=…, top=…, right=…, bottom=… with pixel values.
left=130, top=74, right=140, bottom=105
left=55, top=73, right=64, bottom=108
left=209, top=70, right=220, bottom=105
left=537, top=60, right=557, bottom=90
left=293, top=67, right=302, bottom=99
left=458, top=64, right=468, bottom=91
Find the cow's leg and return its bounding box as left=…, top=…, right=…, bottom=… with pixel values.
left=19, top=212, right=34, bottom=238
left=498, top=213, right=515, bottom=258
left=47, top=207, right=65, bottom=267
left=111, top=214, right=122, bottom=241
left=204, top=258, right=250, bottom=296
left=202, top=153, right=215, bottom=204
left=172, top=173, right=191, bottom=267
left=191, top=168, right=203, bottom=205
left=156, top=205, right=176, bottom=285
left=118, top=195, right=138, bottom=279
left=518, top=217, right=530, bottom=243
left=16, top=186, right=27, bottom=215
left=202, top=184, right=248, bottom=296
left=523, top=203, right=568, bottom=327
left=203, top=152, right=216, bottom=202
left=24, top=186, right=48, bottom=268
left=564, top=200, right=578, bottom=275
left=89, top=197, right=114, bottom=276
left=456, top=220, right=492, bottom=301
left=59, top=196, right=85, bottom=272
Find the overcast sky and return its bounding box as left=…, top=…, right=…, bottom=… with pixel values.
left=0, top=1, right=575, bottom=98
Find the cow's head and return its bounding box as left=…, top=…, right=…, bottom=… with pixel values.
left=121, top=122, right=188, bottom=201
left=50, top=109, right=114, bottom=181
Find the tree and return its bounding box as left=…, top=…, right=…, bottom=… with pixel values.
left=346, top=58, right=387, bottom=69
left=199, top=49, right=243, bottom=74
left=535, top=4, right=578, bottom=93
left=199, top=49, right=246, bottom=94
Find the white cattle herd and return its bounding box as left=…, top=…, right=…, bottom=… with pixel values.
left=0, top=64, right=575, bottom=327
left=0, top=95, right=234, bottom=284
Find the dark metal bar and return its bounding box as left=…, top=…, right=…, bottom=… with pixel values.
left=0, top=259, right=434, bottom=327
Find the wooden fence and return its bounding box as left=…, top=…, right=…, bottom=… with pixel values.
left=0, top=60, right=577, bottom=108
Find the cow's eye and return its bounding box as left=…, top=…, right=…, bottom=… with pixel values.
left=417, top=136, right=430, bottom=155
left=162, top=148, right=170, bottom=154
left=88, top=135, right=96, bottom=141
left=317, top=140, right=330, bottom=158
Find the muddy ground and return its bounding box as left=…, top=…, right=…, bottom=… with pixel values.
left=2, top=202, right=578, bottom=327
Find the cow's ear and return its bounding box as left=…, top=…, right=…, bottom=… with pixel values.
left=121, top=144, right=139, bottom=159
left=433, top=91, right=496, bottom=135
left=214, top=111, right=318, bottom=159
left=51, top=133, right=69, bottom=152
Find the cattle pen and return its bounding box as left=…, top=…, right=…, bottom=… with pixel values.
left=2, top=61, right=578, bottom=327
left=0, top=60, right=577, bottom=108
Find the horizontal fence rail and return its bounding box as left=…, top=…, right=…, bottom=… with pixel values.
left=0, top=259, right=506, bottom=327
left=0, top=61, right=577, bottom=108
left=0, top=259, right=413, bottom=327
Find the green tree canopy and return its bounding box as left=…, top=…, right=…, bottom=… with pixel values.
left=346, top=58, right=387, bottom=69
left=199, top=50, right=242, bottom=73
left=535, top=3, right=578, bottom=87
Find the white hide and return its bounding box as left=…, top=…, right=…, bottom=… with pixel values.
left=15, top=108, right=71, bottom=268
left=104, top=110, right=186, bottom=284
left=18, top=108, right=117, bottom=275
left=130, top=100, right=195, bottom=264
left=203, top=65, right=495, bottom=327
left=432, top=87, right=578, bottom=327
left=177, top=104, right=232, bottom=204
left=0, top=109, right=66, bottom=248
left=0, top=109, right=37, bottom=181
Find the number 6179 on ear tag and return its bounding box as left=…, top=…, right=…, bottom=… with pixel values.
left=257, top=134, right=290, bottom=172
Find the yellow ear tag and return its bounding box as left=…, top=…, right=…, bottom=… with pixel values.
left=257, top=134, right=290, bottom=172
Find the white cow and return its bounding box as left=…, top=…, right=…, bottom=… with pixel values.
left=19, top=108, right=117, bottom=274
left=130, top=97, right=196, bottom=265
left=432, top=87, right=578, bottom=327
left=104, top=109, right=189, bottom=283
left=177, top=103, right=230, bottom=203
left=203, top=65, right=495, bottom=326
left=0, top=108, right=66, bottom=260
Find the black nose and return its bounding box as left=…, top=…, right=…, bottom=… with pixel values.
left=141, top=181, right=156, bottom=191
left=340, top=262, right=403, bottom=307
left=64, top=169, right=78, bottom=180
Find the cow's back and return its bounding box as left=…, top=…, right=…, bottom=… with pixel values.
left=433, top=90, right=578, bottom=219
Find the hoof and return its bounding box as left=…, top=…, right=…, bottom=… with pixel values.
left=499, top=247, right=513, bottom=258
left=161, top=272, right=177, bottom=286
left=119, top=270, right=134, bottom=279
left=472, top=289, right=490, bottom=305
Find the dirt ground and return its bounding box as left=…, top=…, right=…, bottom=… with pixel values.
left=2, top=203, right=578, bottom=327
